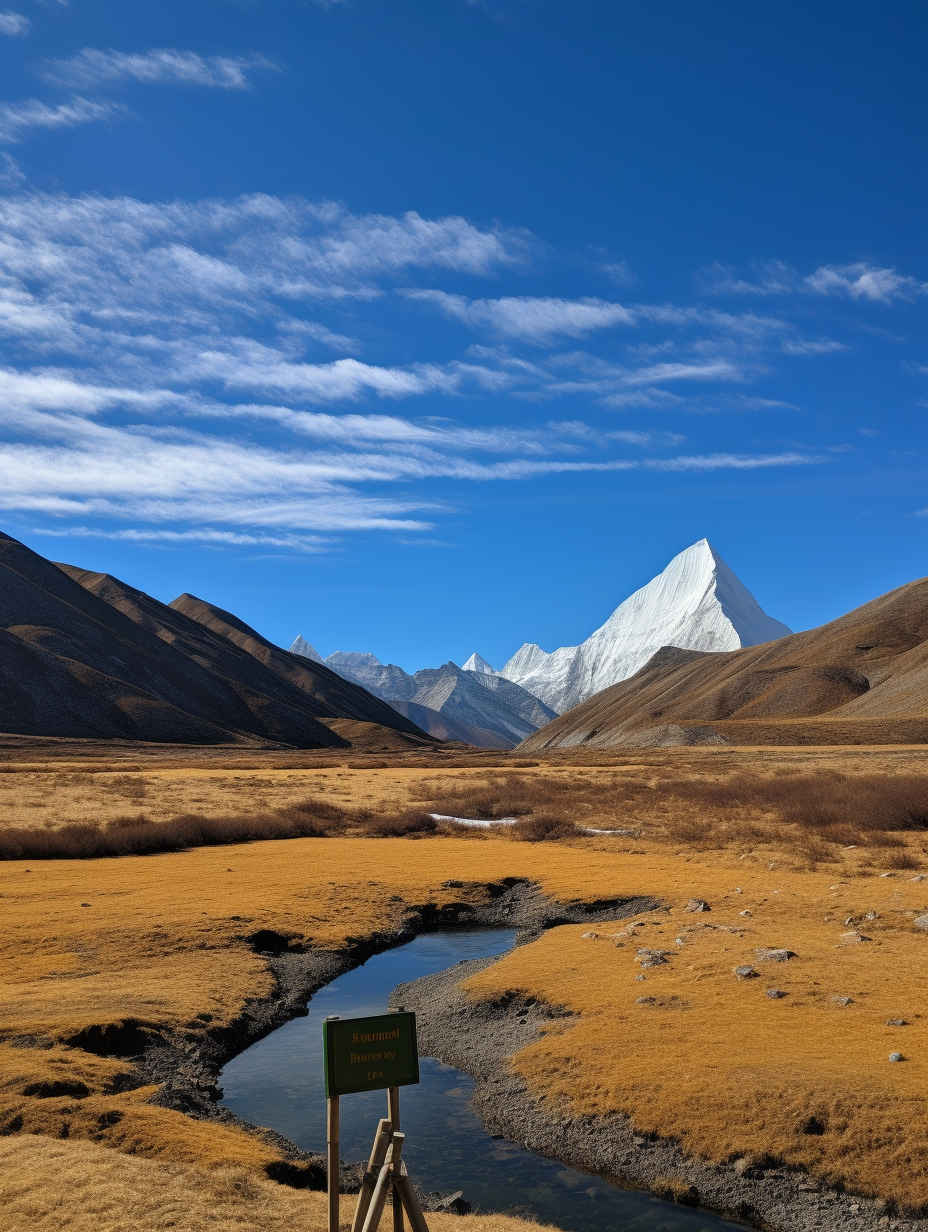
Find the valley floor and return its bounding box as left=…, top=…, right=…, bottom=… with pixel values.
left=1, top=745, right=926, bottom=1229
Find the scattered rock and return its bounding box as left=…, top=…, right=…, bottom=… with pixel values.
left=765, top=989, right=787, bottom=999
left=683, top=899, right=710, bottom=913
left=886, top=1019, right=908, bottom=1026
left=755, top=948, right=795, bottom=962
left=831, top=996, right=853, bottom=1006
left=864, top=910, right=880, bottom=921
left=738, top=909, right=752, bottom=917
left=733, top=965, right=758, bottom=980
left=423, top=1190, right=471, bottom=1215
left=636, top=948, right=670, bottom=968
left=635, top=996, right=656, bottom=1005
left=634, top=974, right=645, bottom=982
left=909, top=874, right=927, bottom=882
left=914, top=913, right=928, bottom=932
left=844, top=917, right=856, bottom=926
left=732, top=1157, right=753, bottom=1177
left=581, top=931, right=600, bottom=940
left=80, top=903, right=91, bottom=907
left=839, top=931, right=872, bottom=944
left=879, top=872, right=895, bottom=877
left=888, top=1052, right=904, bottom=1062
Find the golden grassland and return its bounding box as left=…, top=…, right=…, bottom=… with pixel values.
left=1, top=743, right=924, bottom=831
left=1, top=747, right=927, bottom=1217
left=1, top=1134, right=557, bottom=1232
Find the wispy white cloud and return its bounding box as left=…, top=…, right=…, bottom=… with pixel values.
left=0, top=189, right=864, bottom=549
left=702, top=258, right=927, bottom=304
left=30, top=525, right=329, bottom=551
left=804, top=263, right=927, bottom=303
left=406, top=289, right=635, bottom=342
left=0, top=96, right=126, bottom=143
left=41, top=48, right=277, bottom=92
left=0, top=11, right=29, bottom=36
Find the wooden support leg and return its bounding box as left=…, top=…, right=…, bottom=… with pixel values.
left=395, top=1163, right=431, bottom=1232
left=351, top=1119, right=393, bottom=1232
left=387, top=1088, right=403, bottom=1232
left=327, top=1096, right=340, bottom=1232
left=362, top=1134, right=405, bottom=1232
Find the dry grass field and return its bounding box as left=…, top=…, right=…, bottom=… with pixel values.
left=1, top=745, right=926, bottom=1222
left=0, top=1133, right=558, bottom=1232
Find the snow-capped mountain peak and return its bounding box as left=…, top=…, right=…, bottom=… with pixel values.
left=501, top=539, right=791, bottom=713
left=289, top=634, right=324, bottom=662
left=462, top=652, right=498, bottom=675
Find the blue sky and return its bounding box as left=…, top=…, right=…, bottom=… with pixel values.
left=0, top=0, right=925, bottom=671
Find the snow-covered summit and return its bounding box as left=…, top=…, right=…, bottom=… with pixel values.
left=501, top=539, right=791, bottom=714
left=289, top=635, right=324, bottom=662
left=462, top=652, right=498, bottom=675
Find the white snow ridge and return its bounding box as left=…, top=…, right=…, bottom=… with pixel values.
left=501, top=539, right=791, bottom=714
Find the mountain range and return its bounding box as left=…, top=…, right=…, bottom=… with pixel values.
left=288, top=646, right=558, bottom=749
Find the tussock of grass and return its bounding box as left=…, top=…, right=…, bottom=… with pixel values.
left=1, top=1134, right=558, bottom=1232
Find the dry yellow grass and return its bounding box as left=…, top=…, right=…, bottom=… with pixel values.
left=2, top=744, right=924, bottom=831
left=2, top=746, right=926, bottom=1213
left=463, top=886, right=928, bottom=1209
left=1, top=1134, right=558, bottom=1232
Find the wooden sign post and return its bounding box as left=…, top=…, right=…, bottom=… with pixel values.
left=323, top=1009, right=429, bottom=1232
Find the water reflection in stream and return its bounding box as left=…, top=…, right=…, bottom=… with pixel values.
left=220, top=931, right=749, bottom=1232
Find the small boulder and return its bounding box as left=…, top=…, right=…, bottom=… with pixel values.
left=864, top=910, right=880, bottom=921
left=839, top=931, right=871, bottom=944
left=636, top=948, right=670, bottom=968
left=684, top=899, right=710, bottom=913
left=738, top=909, right=752, bottom=917
left=914, top=914, right=928, bottom=932
left=765, top=989, right=787, bottom=999
left=635, top=996, right=656, bottom=1005
left=886, top=1019, right=908, bottom=1026
left=755, top=947, right=795, bottom=962
left=830, top=996, right=853, bottom=1006
left=888, top=1052, right=904, bottom=1062
left=733, top=965, right=758, bottom=980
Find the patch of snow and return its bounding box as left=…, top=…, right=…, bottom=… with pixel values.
left=428, top=814, right=519, bottom=828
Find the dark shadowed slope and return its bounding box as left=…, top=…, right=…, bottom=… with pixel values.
left=169, top=593, right=431, bottom=738
left=0, top=532, right=341, bottom=746
left=520, top=576, right=928, bottom=749
left=58, top=565, right=357, bottom=748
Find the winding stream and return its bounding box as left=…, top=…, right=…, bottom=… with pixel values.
left=220, top=930, right=748, bottom=1232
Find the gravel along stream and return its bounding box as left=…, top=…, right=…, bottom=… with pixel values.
left=219, top=930, right=749, bottom=1232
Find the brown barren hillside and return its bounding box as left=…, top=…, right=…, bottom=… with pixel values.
left=521, top=575, right=928, bottom=749
left=0, top=532, right=341, bottom=748
left=169, top=592, right=430, bottom=738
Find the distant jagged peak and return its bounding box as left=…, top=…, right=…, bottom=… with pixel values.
left=462, top=652, right=498, bottom=675
left=327, top=650, right=383, bottom=669
left=289, top=634, right=324, bottom=662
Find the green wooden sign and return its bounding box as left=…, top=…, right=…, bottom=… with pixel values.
left=323, top=1011, right=420, bottom=1098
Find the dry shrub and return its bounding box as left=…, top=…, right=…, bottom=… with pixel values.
left=882, top=848, right=924, bottom=870
left=358, top=810, right=438, bottom=838
left=511, top=814, right=579, bottom=843
left=0, top=798, right=351, bottom=860
left=417, top=771, right=928, bottom=851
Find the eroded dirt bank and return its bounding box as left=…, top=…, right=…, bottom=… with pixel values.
left=391, top=954, right=926, bottom=1232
